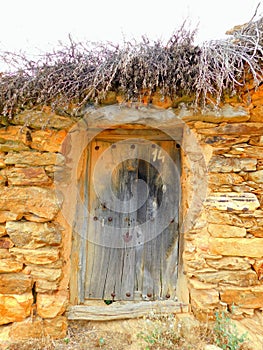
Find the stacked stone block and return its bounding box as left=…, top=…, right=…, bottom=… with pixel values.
left=0, top=83, right=261, bottom=338
left=184, top=85, right=263, bottom=320
left=0, top=112, right=72, bottom=340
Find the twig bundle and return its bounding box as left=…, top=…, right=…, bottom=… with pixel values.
left=0, top=18, right=262, bottom=119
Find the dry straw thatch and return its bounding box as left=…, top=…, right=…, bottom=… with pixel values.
left=0, top=16, right=262, bottom=120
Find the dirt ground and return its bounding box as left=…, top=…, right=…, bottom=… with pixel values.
left=2, top=312, right=262, bottom=350
left=3, top=316, right=211, bottom=350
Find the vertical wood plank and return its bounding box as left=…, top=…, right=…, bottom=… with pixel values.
left=159, top=141, right=180, bottom=299
left=103, top=147, right=138, bottom=300
left=85, top=141, right=113, bottom=299
left=103, top=147, right=126, bottom=299
left=74, top=148, right=89, bottom=303
left=141, top=149, right=156, bottom=300
left=120, top=155, right=138, bottom=300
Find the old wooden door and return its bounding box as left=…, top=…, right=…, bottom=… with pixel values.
left=84, top=137, right=180, bottom=301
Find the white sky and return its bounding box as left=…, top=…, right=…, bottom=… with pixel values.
left=0, top=0, right=262, bottom=55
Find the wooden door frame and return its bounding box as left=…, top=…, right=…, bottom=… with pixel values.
left=61, top=105, right=208, bottom=319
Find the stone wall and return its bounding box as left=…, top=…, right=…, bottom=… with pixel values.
left=0, top=83, right=262, bottom=339
left=183, top=85, right=263, bottom=321
left=0, top=113, right=74, bottom=340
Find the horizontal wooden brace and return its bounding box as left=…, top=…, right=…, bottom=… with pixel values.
left=67, top=300, right=189, bottom=321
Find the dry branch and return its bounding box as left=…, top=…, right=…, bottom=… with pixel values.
left=0, top=18, right=262, bottom=120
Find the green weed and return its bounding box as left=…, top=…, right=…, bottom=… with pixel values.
left=214, top=310, right=248, bottom=350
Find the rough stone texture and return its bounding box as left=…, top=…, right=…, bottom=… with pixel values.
left=35, top=279, right=60, bottom=292
left=0, top=274, right=32, bottom=294
left=189, top=278, right=218, bottom=290
left=230, top=145, right=263, bottom=159
left=0, top=237, right=14, bottom=249
left=190, top=288, right=220, bottom=321
left=198, top=123, right=263, bottom=136
left=0, top=187, right=61, bottom=220
left=220, top=285, right=263, bottom=308
left=0, top=225, right=6, bottom=237
left=0, top=173, right=6, bottom=186
left=9, top=316, right=67, bottom=339
left=188, top=88, right=263, bottom=320
left=205, top=257, right=252, bottom=271
left=0, top=249, right=11, bottom=259
left=209, top=237, right=263, bottom=258
left=196, top=270, right=257, bottom=287
left=24, top=213, right=52, bottom=223
left=0, top=140, right=30, bottom=152
left=253, top=260, right=263, bottom=280
left=0, top=293, right=33, bottom=325
left=37, top=291, right=68, bottom=318
left=206, top=192, right=260, bottom=211
left=10, top=247, right=60, bottom=265
left=13, top=110, right=75, bottom=130
left=43, top=316, right=68, bottom=339
left=206, top=211, right=252, bottom=228
left=6, top=221, right=62, bottom=248
left=249, top=228, right=263, bottom=238
left=0, top=211, right=22, bottom=223
left=206, top=135, right=250, bottom=147
left=3, top=167, right=51, bottom=186
left=209, top=156, right=257, bottom=172
left=151, top=92, right=173, bottom=109
left=0, top=126, right=27, bottom=142
left=0, top=259, right=23, bottom=273
left=31, top=129, right=67, bottom=152
left=184, top=105, right=250, bottom=123
left=0, top=154, right=5, bottom=169
left=248, top=170, right=263, bottom=184
left=209, top=173, right=244, bottom=186
left=5, top=151, right=64, bottom=166
left=191, top=289, right=219, bottom=309
left=25, top=265, right=62, bottom=282
left=249, top=135, right=263, bottom=146
left=208, top=224, right=246, bottom=238
left=183, top=118, right=263, bottom=319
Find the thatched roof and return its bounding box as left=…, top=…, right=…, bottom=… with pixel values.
left=0, top=18, right=262, bottom=120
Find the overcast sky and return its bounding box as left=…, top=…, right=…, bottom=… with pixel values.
left=0, top=0, right=262, bottom=55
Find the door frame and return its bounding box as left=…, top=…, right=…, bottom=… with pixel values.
left=60, top=105, right=207, bottom=319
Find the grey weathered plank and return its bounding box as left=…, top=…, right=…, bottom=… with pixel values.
left=72, top=147, right=89, bottom=304
left=67, top=300, right=189, bottom=320
left=119, top=156, right=138, bottom=300
left=160, top=142, right=180, bottom=299
left=89, top=126, right=183, bottom=142
left=121, top=246, right=136, bottom=300
left=85, top=141, right=113, bottom=299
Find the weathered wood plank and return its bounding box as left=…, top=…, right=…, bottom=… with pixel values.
left=119, top=156, right=138, bottom=300
left=85, top=141, right=113, bottom=299
left=89, top=125, right=183, bottom=142
left=67, top=300, right=189, bottom=320
left=121, top=247, right=136, bottom=300
left=161, top=233, right=179, bottom=299
left=103, top=248, right=123, bottom=299
left=151, top=234, right=162, bottom=298
left=71, top=147, right=89, bottom=304
left=160, top=142, right=180, bottom=299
